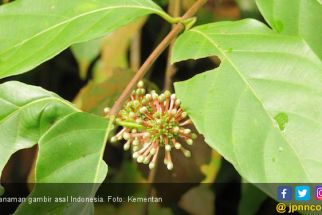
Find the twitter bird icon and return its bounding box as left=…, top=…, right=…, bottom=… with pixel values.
left=295, top=186, right=310, bottom=201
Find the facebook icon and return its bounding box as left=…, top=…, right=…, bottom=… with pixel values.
left=278, top=186, right=292, bottom=201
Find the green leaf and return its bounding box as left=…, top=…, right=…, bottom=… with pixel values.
left=71, top=38, right=103, bottom=80
left=0, top=81, right=113, bottom=213
left=172, top=19, right=322, bottom=183
left=0, top=81, right=77, bottom=180
left=256, top=0, right=322, bottom=59
left=15, top=113, right=113, bottom=215
left=36, top=112, right=111, bottom=183
left=0, top=0, right=171, bottom=79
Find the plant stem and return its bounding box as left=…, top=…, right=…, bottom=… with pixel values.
left=109, top=0, right=207, bottom=116
left=115, top=119, right=144, bottom=129
left=164, top=0, right=181, bottom=91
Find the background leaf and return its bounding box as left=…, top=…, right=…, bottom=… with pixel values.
left=0, top=185, right=4, bottom=196
left=71, top=38, right=103, bottom=80
left=73, top=69, right=134, bottom=115
left=256, top=0, right=322, bottom=59
left=238, top=183, right=267, bottom=215
left=0, top=0, right=169, bottom=78
left=179, top=185, right=215, bottom=215
left=172, top=19, right=322, bottom=186
left=70, top=17, right=146, bottom=80
left=99, top=18, right=146, bottom=80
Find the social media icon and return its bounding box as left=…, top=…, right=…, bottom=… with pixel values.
left=277, top=186, right=292, bottom=201
left=295, top=186, right=310, bottom=201
left=315, top=186, right=322, bottom=200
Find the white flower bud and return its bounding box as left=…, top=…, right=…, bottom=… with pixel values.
left=186, top=138, right=193, bottom=145
left=133, top=139, right=139, bottom=146
left=164, top=90, right=171, bottom=97
left=172, top=126, right=180, bottom=133
left=158, top=94, right=166, bottom=102
left=123, top=142, right=130, bottom=151
left=133, top=146, right=139, bottom=151
left=143, top=157, right=150, bottom=164
left=183, top=129, right=191, bottom=134
left=103, top=107, right=110, bottom=114
left=123, top=132, right=130, bottom=140
left=165, top=145, right=171, bottom=151
left=184, top=150, right=191, bottom=157
left=150, top=148, right=156, bottom=155
left=175, top=143, right=181, bottom=149
left=129, top=112, right=136, bottom=119
left=152, top=93, right=158, bottom=100
left=145, top=94, right=152, bottom=101
left=137, top=81, right=144, bottom=88
left=133, top=152, right=139, bottom=158
left=181, top=112, right=188, bottom=118
left=139, top=107, right=148, bottom=113
left=167, top=162, right=173, bottom=170
left=131, top=129, right=137, bottom=133
left=135, top=118, right=143, bottom=124
left=175, top=99, right=181, bottom=106
left=137, top=155, right=144, bottom=163
left=170, top=109, right=177, bottom=115
left=143, top=132, right=150, bottom=138
left=149, top=162, right=155, bottom=169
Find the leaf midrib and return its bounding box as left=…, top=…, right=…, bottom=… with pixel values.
left=0, top=5, right=162, bottom=56
left=190, top=28, right=311, bottom=181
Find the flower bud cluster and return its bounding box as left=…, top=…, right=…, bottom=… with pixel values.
left=109, top=81, right=197, bottom=170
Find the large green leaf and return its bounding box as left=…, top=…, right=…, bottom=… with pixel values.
left=0, top=81, right=76, bottom=180
left=0, top=81, right=113, bottom=213
left=256, top=0, right=322, bottom=59
left=36, top=112, right=110, bottom=183
left=15, top=113, right=113, bottom=215
left=172, top=19, right=322, bottom=183
left=0, top=0, right=171, bottom=79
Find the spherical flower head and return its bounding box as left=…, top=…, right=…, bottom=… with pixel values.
left=110, top=81, right=197, bottom=170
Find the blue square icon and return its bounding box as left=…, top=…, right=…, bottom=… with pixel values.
left=278, top=186, right=292, bottom=201
left=295, top=186, right=310, bottom=201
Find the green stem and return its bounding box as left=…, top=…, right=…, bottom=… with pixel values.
left=156, top=11, right=182, bottom=24
left=182, top=17, right=197, bottom=30
left=115, top=119, right=144, bottom=129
